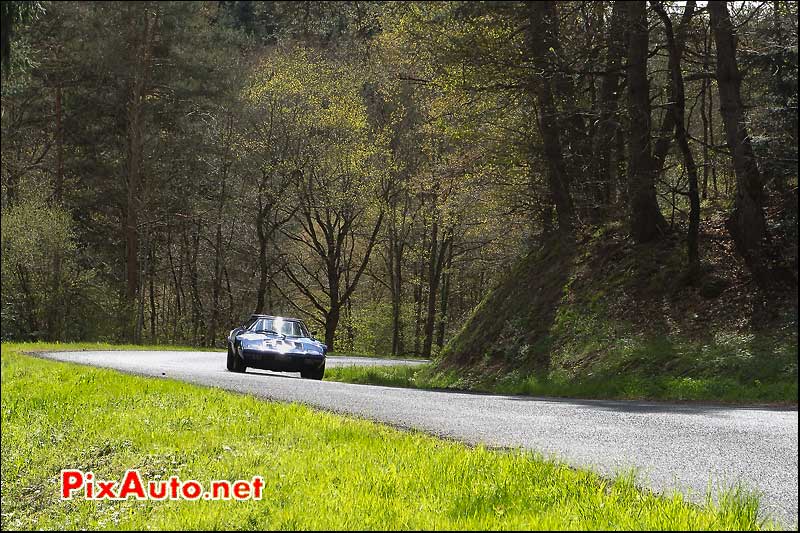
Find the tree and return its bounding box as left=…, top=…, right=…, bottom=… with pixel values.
left=0, top=199, right=85, bottom=340
left=247, top=48, right=387, bottom=351
left=652, top=1, right=701, bottom=276
left=122, top=2, right=157, bottom=341
left=708, top=0, right=767, bottom=270
left=625, top=1, right=668, bottom=243
left=1, top=1, right=45, bottom=75
left=524, top=1, right=575, bottom=234
left=590, top=1, right=626, bottom=216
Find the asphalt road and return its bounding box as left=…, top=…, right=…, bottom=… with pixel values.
left=35, top=350, right=798, bottom=527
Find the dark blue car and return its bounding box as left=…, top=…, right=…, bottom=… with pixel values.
left=226, top=314, right=327, bottom=379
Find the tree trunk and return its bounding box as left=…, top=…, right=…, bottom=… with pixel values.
left=707, top=44, right=719, bottom=197
left=591, top=1, right=625, bottom=218
left=343, top=268, right=354, bottom=351
left=149, top=242, right=157, bottom=342
left=54, top=86, right=64, bottom=202
left=413, top=216, right=428, bottom=356
left=135, top=232, right=148, bottom=343
left=16, top=265, right=38, bottom=339
left=413, top=238, right=424, bottom=356
left=615, top=124, right=628, bottom=207
left=124, top=5, right=154, bottom=341
left=255, top=205, right=270, bottom=314
left=166, top=227, right=182, bottom=341
left=386, top=213, right=407, bottom=357
left=651, top=4, right=695, bottom=176
left=189, top=223, right=203, bottom=345
left=48, top=85, right=65, bottom=341
left=325, top=253, right=340, bottom=351
left=224, top=266, right=234, bottom=328
left=625, top=1, right=668, bottom=243
left=423, top=224, right=453, bottom=358
left=392, top=235, right=404, bottom=355
left=708, top=0, right=766, bottom=267
left=540, top=1, right=590, bottom=184
left=436, top=247, right=453, bottom=349
left=324, top=306, right=339, bottom=352
left=209, top=221, right=223, bottom=347
left=387, top=227, right=402, bottom=355
left=700, top=25, right=711, bottom=200
left=208, top=115, right=232, bottom=347
left=653, top=1, right=701, bottom=277
left=421, top=221, right=439, bottom=358
left=526, top=1, right=575, bottom=234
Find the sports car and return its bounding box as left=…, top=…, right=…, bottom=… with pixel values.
left=226, top=314, right=327, bottom=379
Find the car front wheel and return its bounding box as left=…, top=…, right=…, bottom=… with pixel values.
left=227, top=344, right=246, bottom=373
left=301, top=363, right=325, bottom=380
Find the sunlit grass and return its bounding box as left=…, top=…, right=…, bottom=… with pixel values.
left=0, top=341, right=225, bottom=354
left=1, top=344, right=776, bottom=530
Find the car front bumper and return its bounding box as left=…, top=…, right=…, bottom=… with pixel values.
left=240, top=348, right=325, bottom=372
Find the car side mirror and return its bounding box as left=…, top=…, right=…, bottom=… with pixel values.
left=311, top=331, right=318, bottom=337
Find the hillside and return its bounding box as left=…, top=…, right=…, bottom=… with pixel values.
left=439, top=207, right=798, bottom=399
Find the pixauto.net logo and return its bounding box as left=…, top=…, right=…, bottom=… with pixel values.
left=60, top=469, right=264, bottom=501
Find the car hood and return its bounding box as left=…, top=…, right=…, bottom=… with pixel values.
left=237, top=332, right=326, bottom=352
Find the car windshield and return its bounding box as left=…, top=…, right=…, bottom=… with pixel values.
left=247, top=317, right=308, bottom=337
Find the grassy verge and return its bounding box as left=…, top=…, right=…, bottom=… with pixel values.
left=323, top=364, right=798, bottom=405
left=1, top=343, right=774, bottom=530
left=327, top=350, right=429, bottom=361
left=5, top=341, right=225, bottom=353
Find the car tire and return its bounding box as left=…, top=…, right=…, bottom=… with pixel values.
left=301, top=362, right=325, bottom=380
left=227, top=344, right=246, bottom=373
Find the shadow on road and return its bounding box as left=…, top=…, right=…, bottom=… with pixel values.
left=503, top=394, right=798, bottom=414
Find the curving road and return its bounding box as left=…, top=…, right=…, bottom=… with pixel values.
left=34, top=350, right=798, bottom=527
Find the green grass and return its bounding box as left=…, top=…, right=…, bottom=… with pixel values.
left=7, top=340, right=225, bottom=353
left=1, top=343, right=776, bottom=530
left=327, top=350, right=428, bottom=361
left=324, top=363, right=798, bottom=405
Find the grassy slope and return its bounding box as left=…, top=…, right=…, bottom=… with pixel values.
left=1, top=344, right=773, bottom=530
left=424, top=216, right=798, bottom=403
left=324, top=362, right=797, bottom=404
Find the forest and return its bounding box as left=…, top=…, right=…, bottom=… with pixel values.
left=1, top=0, right=797, bottom=363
